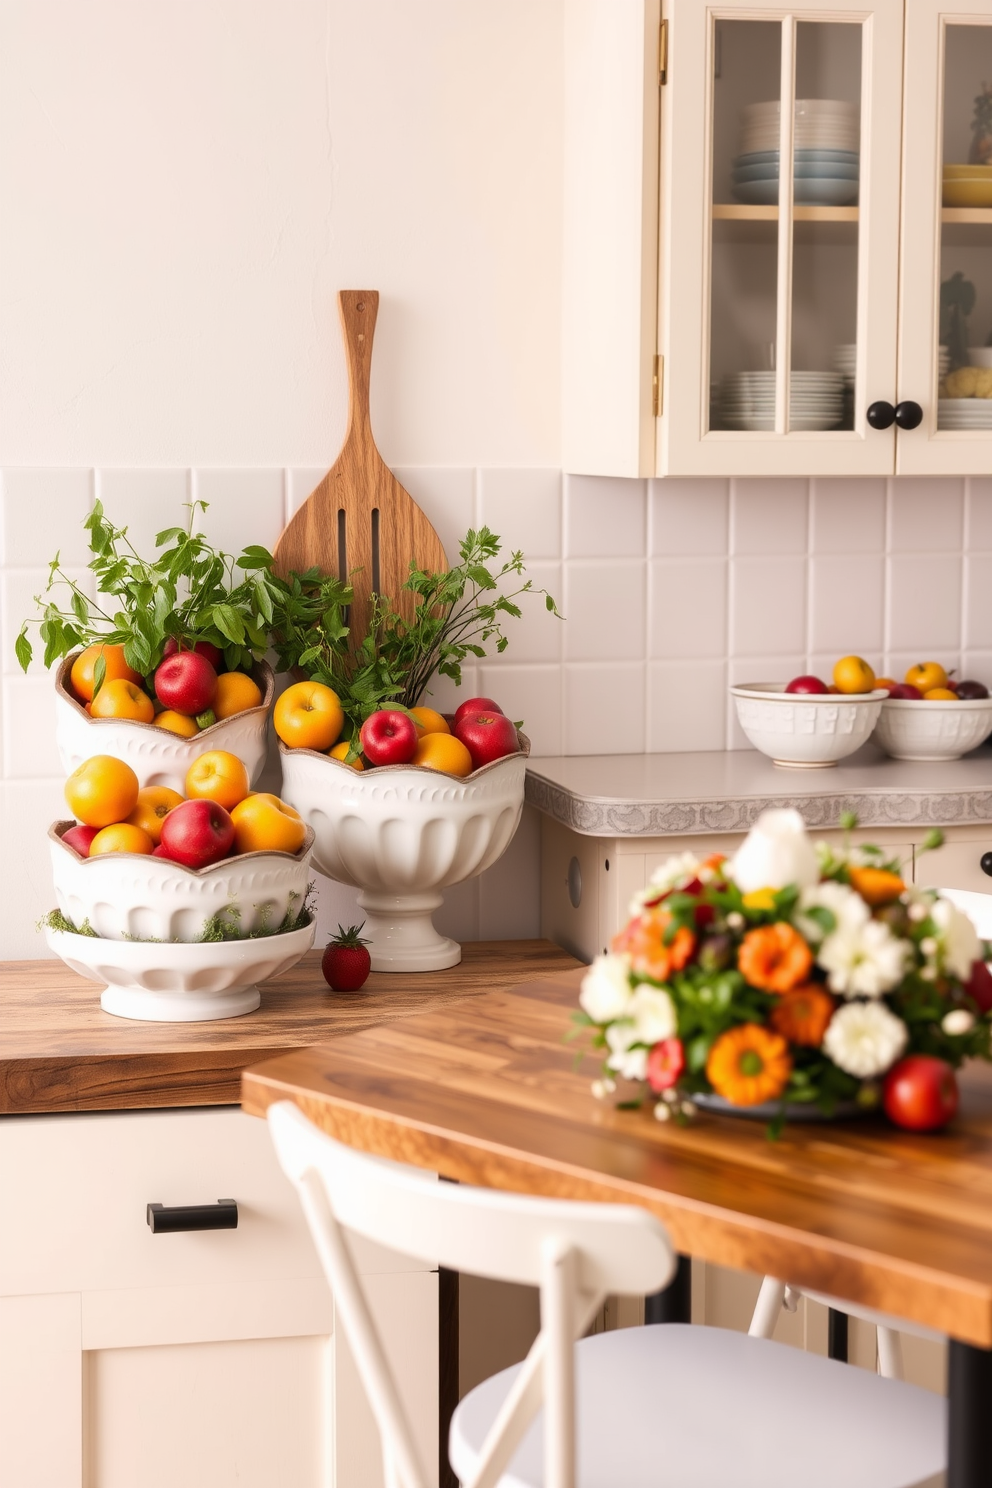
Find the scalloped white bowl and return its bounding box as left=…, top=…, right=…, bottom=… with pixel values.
left=731, top=683, right=887, bottom=767
left=54, top=656, right=274, bottom=792
left=45, top=921, right=315, bottom=1022
left=279, top=737, right=529, bottom=971
left=49, top=820, right=314, bottom=942
left=874, top=697, right=992, bottom=761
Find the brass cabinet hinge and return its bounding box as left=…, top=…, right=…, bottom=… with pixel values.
left=652, top=354, right=663, bottom=416
left=659, top=19, right=668, bottom=85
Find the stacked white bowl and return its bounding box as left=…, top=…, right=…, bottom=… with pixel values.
left=732, top=100, right=859, bottom=206
left=938, top=399, right=992, bottom=430
left=720, top=371, right=845, bottom=431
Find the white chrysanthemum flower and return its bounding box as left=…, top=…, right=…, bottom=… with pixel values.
left=796, top=879, right=869, bottom=944
left=942, top=1008, right=975, bottom=1036
left=729, top=808, right=819, bottom=893
left=579, top=954, right=633, bottom=1024
left=822, top=1001, right=908, bottom=1078
left=628, top=984, right=677, bottom=1045
left=818, top=918, right=911, bottom=998
left=605, top=1022, right=648, bottom=1080
left=628, top=852, right=702, bottom=914
left=930, top=899, right=982, bottom=980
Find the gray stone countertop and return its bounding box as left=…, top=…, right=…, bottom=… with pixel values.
left=524, top=744, right=992, bottom=837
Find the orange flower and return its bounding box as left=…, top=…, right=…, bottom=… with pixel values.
left=848, top=866, right=905, bottom=907
left=738, top=923, right=813, bottom=993
left=769, top=985, right=835, bottom=1047
left=706, top=1024, right=792, bottom=1106
left=612, top=910, right=696, bottom=983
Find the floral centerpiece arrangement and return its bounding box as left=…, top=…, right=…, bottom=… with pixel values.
left=576, top=809, right=992, bottom=1134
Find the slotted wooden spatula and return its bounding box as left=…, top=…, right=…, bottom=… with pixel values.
left=273, top=290, right=448, bottom=644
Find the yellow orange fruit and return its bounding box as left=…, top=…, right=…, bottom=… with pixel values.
left=213, top=671, right=263, bottom=719
left=924, top=687, right=958, bottom=700
left=70, top=644, right=143, bottom=703
left=89, top=822, right=155, bottom=856
left=273, top=681, right=344, bottom=751
left=126, top=786, right=184, bottom=845
left=89, top=678, right=155, bottom=723
left=230, top=793, right=307, bottom=855
left=329, top=740, right=364, bottom=771
left=65, top=756, right=140, bottom=828
left=832, top=655, right=876, bottom=694
left=154, top=710, right=199, bottom=737
left=411, top=732, right=473, bottom=777
left=410, top=706, right=450, bottom=736
left=905, top=661, right=948, bottom=693
left=185, top=750, right=250, bottom=810
left=874, top=677, right=897, bottom=692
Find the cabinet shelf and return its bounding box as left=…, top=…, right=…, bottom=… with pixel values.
left=712, top=205, right=860, bottom=222
left=941, top=207, right=992, bottom=224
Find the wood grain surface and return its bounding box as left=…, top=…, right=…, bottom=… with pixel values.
left=272, top=290, right=448, bottom=644
left=0, top=941, right=578, bottom=1115
left=243, top=970, right=992, bottom=1347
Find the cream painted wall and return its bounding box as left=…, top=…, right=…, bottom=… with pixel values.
left=0, top=0, right=563, bottom=468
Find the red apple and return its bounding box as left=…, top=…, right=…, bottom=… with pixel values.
left=162, top=637, right=223, bottom=672
left=453, top=696, right=503, bottom=727
left=62, top=824, right=100, bottom=858
left=359, top=710, right=419, bottom=766
left=152, top=843, right=172, bottom=858
left=785, top=675, right=828, bottom=695
left=159, top=799, right=234, bottom=868
left=154, top=652, right=218, bottom=716
left=887, top=683, right=924, bottom=699
left=883, top=1055, right=959, bottom=1132
left=454, top=709, right=520, bottom=769
left=966, top=959, right=992, bottom=1014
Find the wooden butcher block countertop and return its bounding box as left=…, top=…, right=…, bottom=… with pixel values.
left=0, top=941, right=580, bottom=1115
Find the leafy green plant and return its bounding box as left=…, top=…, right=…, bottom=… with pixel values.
left=17, top=500, right=282, bottom=681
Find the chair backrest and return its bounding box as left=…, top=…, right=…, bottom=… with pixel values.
left=267, top=1100, right=675, bottom=1488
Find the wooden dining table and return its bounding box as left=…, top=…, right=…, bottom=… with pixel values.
left=242, top=955, right=992, bottom=1488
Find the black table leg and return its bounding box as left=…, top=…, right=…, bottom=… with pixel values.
left=645, top=1254, right=691, bottom=1324
left=948, top=1339, right=992, bottom=1488
left=438, top=1265, right=459, bottom=1488
left=828, top=1307, right=849, bottom=1363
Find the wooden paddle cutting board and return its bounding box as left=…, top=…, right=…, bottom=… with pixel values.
left=273, top=290, right=448, bottom=644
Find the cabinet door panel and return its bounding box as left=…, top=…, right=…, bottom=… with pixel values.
left=0, top=1293, right=82, bottom=1488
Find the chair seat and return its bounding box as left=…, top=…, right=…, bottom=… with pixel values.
left=450, top=1323, right=945, bottom=1488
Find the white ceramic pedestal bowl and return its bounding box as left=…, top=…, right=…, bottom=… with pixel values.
left=45, top=921, right=315, bottom=1022
left=874, top=697, right=992, bottom=761
left=50, top=820, right=314, bottom=942
left=279, top=737, right=530, bottom=972
left=54, top=656, right=274, bottom=792
left=731, top=684, right=887, bottom=767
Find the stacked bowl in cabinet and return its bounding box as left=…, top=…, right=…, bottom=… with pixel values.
left=731, top=100, right=859, bottom=207
left=719, top=371, right=845, bottom=431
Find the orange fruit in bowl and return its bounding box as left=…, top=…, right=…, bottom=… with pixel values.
left=874, top=677, right=897, bottom=692
left=89, top=678, right=155, bottom=722
left=832, top=655, right=876, bottom=694
left=69, top=643, right=142, bottom=702
left=126, top=786, right=184, bottom=844
left=924, top=687, right=958, bottom=700
left=213, top=671, right=263, bottom=719
left=410, top=706, right=450, bottom=736
left=274, top=681, right=344, bottom=751
left=185, top=750, right=250, bottom=809
left=329, top=740, right=364, bottom=771
left=905, top=661, right=948, bottom=693
left=411, top=733, right=473, bottom=777
left=65, top=756, right=140, bottom=827
left=155, top=710, right=199, bottom=738
left=230, top=793, right=307, bottom=855
left=89, top=822, right=155, bottom=856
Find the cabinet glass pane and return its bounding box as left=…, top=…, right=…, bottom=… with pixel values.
left=938, top=24, right=992, bottom=433
left=709, top=20, right=780, bottom=432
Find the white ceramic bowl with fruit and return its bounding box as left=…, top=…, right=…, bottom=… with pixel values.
left=873, top=662, right=992, bottom=760
left=54, top=648, right=274, bottom=793
left=732, top=660, right=887, bottom=767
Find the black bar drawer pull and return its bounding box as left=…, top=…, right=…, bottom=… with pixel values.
left=147, top=1200, right=238, bottom=1234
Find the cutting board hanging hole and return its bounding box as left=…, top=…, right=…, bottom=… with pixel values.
left=336, top=509, right=348, bottom=586
left=371, top=509, right=381, bottom=596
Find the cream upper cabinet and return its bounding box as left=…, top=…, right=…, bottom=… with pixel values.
left=563, top=0, right=992, bottom=480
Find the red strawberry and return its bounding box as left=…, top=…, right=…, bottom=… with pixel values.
left=321, top=924, right=372, bottom=992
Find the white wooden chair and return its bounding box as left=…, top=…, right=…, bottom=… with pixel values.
left=268, top=1099, right=946, bottom=1488
left=749, top=1275, right=946, bottom=1379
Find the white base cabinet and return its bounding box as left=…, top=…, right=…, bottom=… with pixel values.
left=0, top=1107, right=438, bottom=1488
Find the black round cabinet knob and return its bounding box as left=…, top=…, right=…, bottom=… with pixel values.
left=895, top=400, right=924, bottom=430
left=867, top=401, right=896, bottom=430
left=981, top=852, right=992, bottom=878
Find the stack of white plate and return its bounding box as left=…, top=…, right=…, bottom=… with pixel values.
left=938, top=398, right=992, bottom=430
left=831, top=344, right=856, bottom=385
left=720, top=371, right=845, bottom=431
left=733, top=100, right=859, bottom=207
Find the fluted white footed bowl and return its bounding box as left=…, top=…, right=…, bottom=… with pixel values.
left=874, top=697, right=992, bottom=761
left=54, top=656, right=274, bottom=792
left=49, top=821, right=314, bottom=941
left=45, top=921, right=315, bottom=1022
left=279, top=736, right=530, bottom=972
left=731, top=683, right=887, bottom=767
